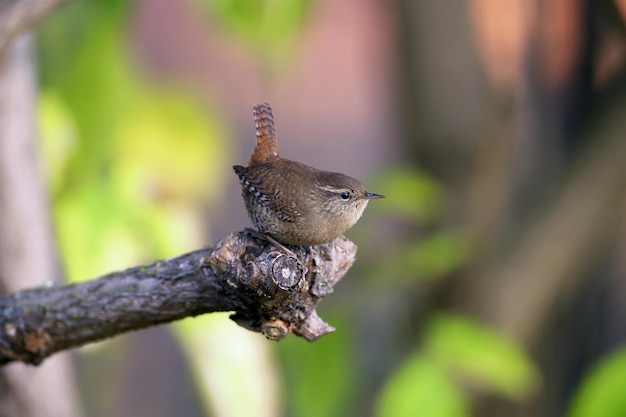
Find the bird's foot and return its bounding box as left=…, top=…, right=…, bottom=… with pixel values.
left=263, top=234, right=299, bottom=259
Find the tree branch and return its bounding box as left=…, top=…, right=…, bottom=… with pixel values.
left=0, top=229, right=357, bottom=366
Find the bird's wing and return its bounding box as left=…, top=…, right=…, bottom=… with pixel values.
left=233, top=165, right=301, bottom=222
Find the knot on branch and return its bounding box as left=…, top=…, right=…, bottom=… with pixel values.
left=207, top=229, right=357, bottom=341
left=0, top=305, right=50, bottom=365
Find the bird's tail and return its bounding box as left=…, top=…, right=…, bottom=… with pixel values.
left=248, top=102, right=280, bottom=165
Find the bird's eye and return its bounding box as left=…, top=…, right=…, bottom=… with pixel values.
left=340, top=191, right=350, bottom=200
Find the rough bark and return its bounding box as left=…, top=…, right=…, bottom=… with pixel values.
left=0, top=229, right=357, bottom=366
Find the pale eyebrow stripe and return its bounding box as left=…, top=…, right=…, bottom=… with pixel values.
left=318, top=185, right=347, bottom=193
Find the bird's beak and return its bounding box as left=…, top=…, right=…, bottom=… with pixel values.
left=364, top=192, right=385, bottom=199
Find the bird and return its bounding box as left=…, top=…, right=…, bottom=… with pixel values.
left=233, top=102, right=384, bottom=251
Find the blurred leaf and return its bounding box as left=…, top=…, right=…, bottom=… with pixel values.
left=196, top=0, right=310, bottom=67
left=38, top=2, right=227, bottom=283
left=403, top=230, right=467, bottom=280
left=424, top=314, right=539, bottom=400
left=376, top=353, right=468, bottom=417
left=372, top=168, right=443, bottom=222
left=365, top=229, right=466, bottom=287
left=38, top=90, right=78, bottom=192
left=113, top=90, right=225, bottom=200
left=48, top=86, right=224, bottom=282
left=569, top=348, right=626, bottom=417
left=277, top=316, right=358, bottom=417
left=37, top=1, right=128, bottom=87
left=63, top=23, right=136, bottom=166
left=54, top=186, right=120, bottom=282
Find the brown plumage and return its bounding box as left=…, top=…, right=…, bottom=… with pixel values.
left=248, top=102, right=279, bottom=165
left=234, top=102, right=384, bottom=247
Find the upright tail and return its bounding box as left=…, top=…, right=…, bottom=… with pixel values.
left=248, top=102, right=280, bottom=165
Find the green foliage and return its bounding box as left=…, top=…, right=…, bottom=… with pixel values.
left=372, top=168, right=443, bottom=222
left=39, top=91, right=77, bottom=192
left=277, top=315, right=358, bottom=417
left=424, top=314, right=539, bottom=400
left=376, top=353, right=469, bottom=417
left=375, top=314, right=538, bottom=417
left=196, top=0, right=310, bottom=69
left=402, top=231, right=468, bottom=280
left=569, top=348, right=626, bottom=417
left=362, top=168, right=467, bottom=283
left=37, top=2, right=227, bottom=283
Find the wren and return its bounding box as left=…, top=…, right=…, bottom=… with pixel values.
left=233, top=102, right=384, bottom=248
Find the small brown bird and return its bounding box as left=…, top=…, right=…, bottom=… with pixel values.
left=233, top=102, right=384, bottom=248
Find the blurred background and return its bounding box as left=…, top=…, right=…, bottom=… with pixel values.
left=0, top=0, right=625, bottom=416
